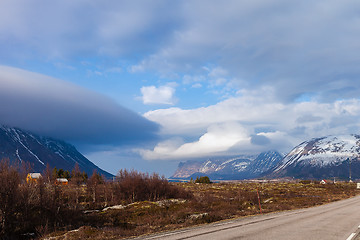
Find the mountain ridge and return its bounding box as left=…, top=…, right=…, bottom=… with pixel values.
left=269, top=134, right=360, bottom=180
left=0, top=125, right=113, bottom=178
left=172, top=151, right=283, bottom=180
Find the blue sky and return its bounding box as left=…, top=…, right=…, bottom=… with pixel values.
left=2, top=0, right=360, bottom=176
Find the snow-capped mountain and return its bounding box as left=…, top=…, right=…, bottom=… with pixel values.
left=0, top=125, right=113, bottom=178
left=171, top=151, right=283, bottom=180
left=247, top=151, right=284, bottom=175
left=270, top=135, right=360, bottom=180
left=195, top=156, right=254, bottom=180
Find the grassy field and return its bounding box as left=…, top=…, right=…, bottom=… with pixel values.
left=43, top=181, right=359, bottom=240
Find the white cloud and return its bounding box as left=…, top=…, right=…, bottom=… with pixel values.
left=140, top=87, right=360, bottom=160
left=182, top=74, right=205, bottom=85
left=208, top=66, right=227, bottom=78
left=144, top=86, right=283, bottom=136
left=141, top=83, right=177, bottom=105
left=191, top=83, right=202, bottom=88
left=140, top=122, right=251, bottom=160
left=129, top=64, right=145, bottom=73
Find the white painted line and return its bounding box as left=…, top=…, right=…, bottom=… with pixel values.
left=144, top=229, right=193, bottom=239
left=214, top=221, right=235, bottom=227
left=346, top=232, right=356, bottom=240
left=358, top=225, right=360, bottom=228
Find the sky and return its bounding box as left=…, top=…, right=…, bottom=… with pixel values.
left=1, top=0, right=360, bottom=176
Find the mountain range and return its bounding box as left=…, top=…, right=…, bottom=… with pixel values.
left=172, top=135, right=360, bottom=180
left=2, top=124, right=360, bottom=181
left=171, top=151, right=283, bottom=180
left=0, top=125, right=113, bottom=178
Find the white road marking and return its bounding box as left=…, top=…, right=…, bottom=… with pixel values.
left=144, top=229, right=193, bottom=239
left=346, top=232, right=356, bottom=240
left=142, top=220, right=237, bottom=239
left=214, top=221, right=235, bottom=226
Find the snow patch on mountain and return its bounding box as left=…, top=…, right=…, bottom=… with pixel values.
left=4, top=126, right=45, bottom=165
left=172, top=151, right=283, bottom=180
left=276, top=135, right=360, bottom=172
left=267, top=134, right=360, bottom=180
left=0, top=125, right=113, bottom=178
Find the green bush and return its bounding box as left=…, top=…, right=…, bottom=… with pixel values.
left=195, top=176, right=211, bottom=184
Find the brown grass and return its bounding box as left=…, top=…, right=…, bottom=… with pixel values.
left=44, top=181, right=359, bottom=240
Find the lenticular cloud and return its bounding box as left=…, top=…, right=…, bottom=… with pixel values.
left=0, top=65, right=159, bottom=144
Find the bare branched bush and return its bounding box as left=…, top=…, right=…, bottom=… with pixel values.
left=113, top=169, right=192, bottom=203
left=0, top=159, right=85, bottom=239
left=0, top=159, right=21, bottom=238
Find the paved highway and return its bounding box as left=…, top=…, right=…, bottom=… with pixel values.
left=130, top=195, right=360, bottom=240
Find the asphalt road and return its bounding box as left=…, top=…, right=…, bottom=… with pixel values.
left=130, top=195, right=360, bottom=240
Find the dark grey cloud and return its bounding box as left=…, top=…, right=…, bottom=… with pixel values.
left=0, top=66, right=159, bottom=144
left=250, top=135, right=271, bottom=146
left=2, top=0, right=360, bottom=103
left=329, top=115, right=360, bottom=129
left=132, top=0, right=360, bottom=102
left=1, top=1, right=360, bottom=104
left=296, top=115, right=323, bottom=124
left=0, top=0, right=182, bottom=59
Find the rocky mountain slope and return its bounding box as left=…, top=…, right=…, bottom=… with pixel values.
left=172, top=151, right=283, bottom=180
left=0, top=125, right=113, bottom=178
left=270, top=135, right=360, bottom=180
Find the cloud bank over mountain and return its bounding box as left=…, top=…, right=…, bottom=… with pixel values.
left=141, top=88, right=360, bottom=160
left=0, top=66, right=159, bottom=145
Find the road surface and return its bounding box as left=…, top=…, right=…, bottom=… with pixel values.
left=129, top=195, right=360, bottom=240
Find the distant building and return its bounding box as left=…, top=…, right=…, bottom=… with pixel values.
left=320, top=179, right=327, bottom=184
left=26, top=173, right=42, bottom=183
left=55, top=178, right=68, bottom=185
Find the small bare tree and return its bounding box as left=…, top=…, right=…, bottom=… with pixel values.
left=87, top=170, right=104, bottom=205
left=0, top=159, right=21, bottom=237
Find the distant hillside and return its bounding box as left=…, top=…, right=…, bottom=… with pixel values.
left=171, top=151, right=283, bottom=180
left=0, top=125, right=113, bottom=178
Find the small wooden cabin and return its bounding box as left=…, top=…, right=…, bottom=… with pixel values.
left=55, top=178, right=68, bottom=185
left=26, top=173, right=42, bottom=183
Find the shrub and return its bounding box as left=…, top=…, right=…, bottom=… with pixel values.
left=195, top=176, right=211, bottom=184
left=299, top=180, right=312, bottom=184
left=113, top=169, right=192, bottom=203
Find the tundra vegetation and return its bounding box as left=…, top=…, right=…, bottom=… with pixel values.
left=0, top=158, right=358, bottom=239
